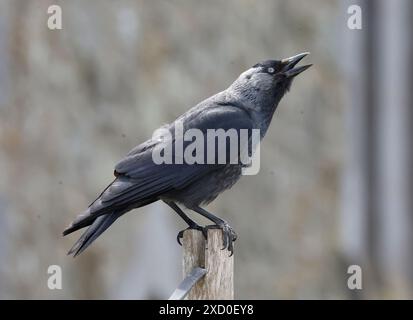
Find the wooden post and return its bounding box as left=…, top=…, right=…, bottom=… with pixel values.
left=182, top=229, right=234, bottom=299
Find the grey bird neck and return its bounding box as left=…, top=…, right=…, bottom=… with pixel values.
left=226, top=79, right=288, bottom=138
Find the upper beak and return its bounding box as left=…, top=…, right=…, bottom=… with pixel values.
left=281, top=52, right=312, bottom=78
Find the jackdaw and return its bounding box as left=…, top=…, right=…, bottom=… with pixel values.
left=63, top=53, right=312, bottom=256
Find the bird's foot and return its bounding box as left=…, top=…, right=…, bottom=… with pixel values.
left=176, top=224, right=207, bottom=246
left=205, top=222, right=237, bottom=256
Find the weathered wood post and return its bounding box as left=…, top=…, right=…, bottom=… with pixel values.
left=182, top=229, right=234, bottom=299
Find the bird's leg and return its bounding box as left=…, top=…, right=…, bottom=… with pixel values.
left=164, top=201, right=207, bottom=245
left=190, top=205, right=237, bottom=256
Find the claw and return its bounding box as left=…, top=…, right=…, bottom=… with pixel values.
left=176, top=225, right=206, bottom=246
left=177, top=222, right=236, bottom=256
left=176, top=231, right=185, bottom=246
left=222, top=231, right=228, bottom=250
left=205, top=222, right=237, bottom=256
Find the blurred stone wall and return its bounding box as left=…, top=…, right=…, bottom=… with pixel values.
left=0, top=0, right=345, bottom=299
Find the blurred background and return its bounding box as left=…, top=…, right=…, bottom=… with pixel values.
left=0, top=0, right=412, bottom=299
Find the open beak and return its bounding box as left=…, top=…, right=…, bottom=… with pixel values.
left=281, top=52, right=312, bottom=78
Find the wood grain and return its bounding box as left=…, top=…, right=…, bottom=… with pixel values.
left=182, top=229, right=234, bottom=299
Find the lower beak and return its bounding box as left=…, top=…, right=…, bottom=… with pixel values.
left=281, top=52, right=312, bottom=78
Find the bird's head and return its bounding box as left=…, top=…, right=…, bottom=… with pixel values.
left=230, top=52, right=312, bottom=108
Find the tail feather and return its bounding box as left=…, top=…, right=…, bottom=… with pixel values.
left=63, top=173, right=164, bottom=240
left=62, top=200, right=112, bottom=236
left=67, top=212, right=122, bottom=257
left=63, top=208, right=97, bottom=236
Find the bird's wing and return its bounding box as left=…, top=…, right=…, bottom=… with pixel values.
left=114, top=103, right=254, bottom=182
left=65, top=103, right=254, bottom=233
left=107, top=102, right=253, bottom=198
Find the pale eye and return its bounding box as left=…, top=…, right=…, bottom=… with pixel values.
left=267, top=67, right=275, bottom=74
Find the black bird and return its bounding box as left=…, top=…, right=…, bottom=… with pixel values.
left=63, top=53, right=312, bottom=256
